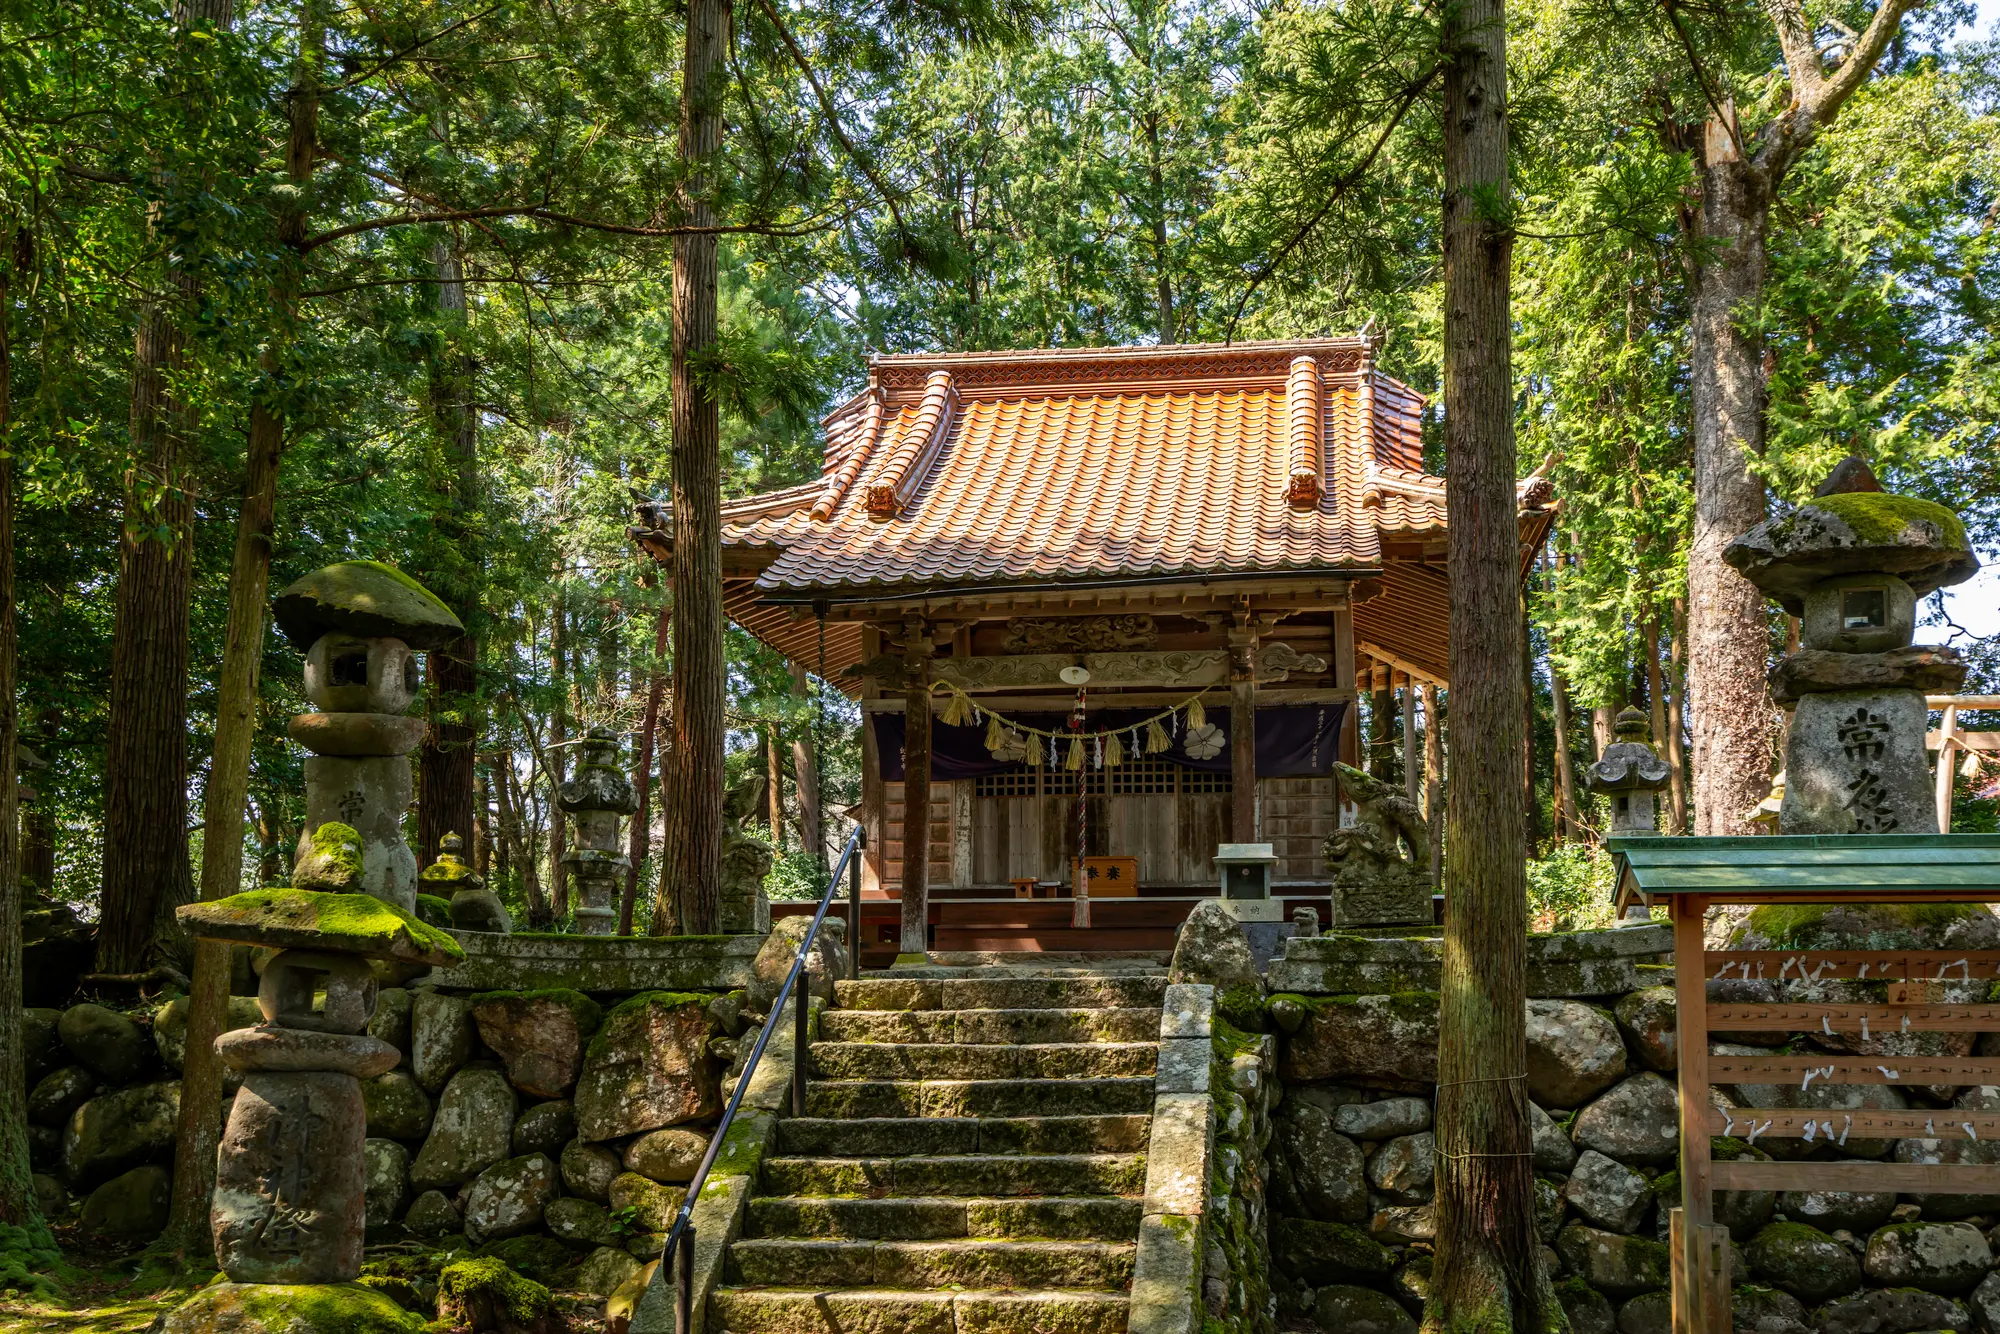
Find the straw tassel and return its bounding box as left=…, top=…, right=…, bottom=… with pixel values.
left=1027, top=734, right=1045, bottom=768
left=1105, top=731, right=1125, bottom=767
left=940, top=688, right=973, bottom=727
left=1186, top=696, right=1207, bottom=731
left=985, top=713, right=1007, bottom=750
left=1146, top=718, right=1170, bottom=754
left=1066, top=736, right=1086, bottom=771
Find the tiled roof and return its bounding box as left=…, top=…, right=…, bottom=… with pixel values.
left=716, top=337, right=1454, bottom=596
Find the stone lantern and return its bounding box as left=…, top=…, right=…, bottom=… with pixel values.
left=1588, top=706, right=1672, bottom=921
left=273, top=561, right=465, bottom=911
left=558, top=725, right=637, bottom=935
left=176, top=824, right=463, bottom=1287
left=1724, top=460, right=1977, bottom=834
left=421, top=831, right=511, bottom=933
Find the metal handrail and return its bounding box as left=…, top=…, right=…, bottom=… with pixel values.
left=659, top=823, right=866, bottom=1333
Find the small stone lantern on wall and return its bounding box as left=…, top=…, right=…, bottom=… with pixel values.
left=558, top=725, right=637, bottom=935
left=1212, top=842, right=1282, bottom=922
left=1724, top=459, right=1977, bottom=834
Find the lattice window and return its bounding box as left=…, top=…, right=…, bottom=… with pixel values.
left=975, top=760, right=1230, bottom=797
left=1180, top=767, right=1232, bottom=794
left=977, top=768, right=1042, bottom=797
left=1110, top=757, right=1177, bottom=795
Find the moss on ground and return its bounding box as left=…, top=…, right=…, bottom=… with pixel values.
left=231, top=1282, right=427, bottom=1334
left=436, top=1257, right=552, bottom=1324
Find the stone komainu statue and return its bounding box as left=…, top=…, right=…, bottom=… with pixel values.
left=1324, top=761, right=1433, bottom=927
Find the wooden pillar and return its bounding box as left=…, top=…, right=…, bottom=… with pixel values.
left=898, top=616, right=934, bottom=964
left=859, top=626, right=885, bottom=898
left=1421, top=682, right=1444, bottom=885
left=1228, top=616, right=1259, bottom=842
left=1670, top=892, right=1727, bottom=1334
left=1401, top=674, right=1420, bottom=807
left=1332, top=597, right=1359, bottom=769
left=1369, top=661, right=1395, bottom=778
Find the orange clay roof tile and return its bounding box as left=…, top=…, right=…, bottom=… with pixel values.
left=719, top=336, right=1449, bottom=594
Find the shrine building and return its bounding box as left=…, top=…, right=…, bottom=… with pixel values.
left=633, top=337, right=1555, bottom=962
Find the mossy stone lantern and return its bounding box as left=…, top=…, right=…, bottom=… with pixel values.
left=273, top=562, right=463, bottom=911
left=1724, top=461, right=1977, bottom=834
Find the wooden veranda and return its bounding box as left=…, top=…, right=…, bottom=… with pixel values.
left=633, top=337, right=1556, bottom=961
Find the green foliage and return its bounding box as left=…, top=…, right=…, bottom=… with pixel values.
left=1525, top=846, right=1616, bottom=933
left=0, top=1222, right=61, bottom=1296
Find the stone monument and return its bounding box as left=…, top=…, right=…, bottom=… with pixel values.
left=1724, top=459, right=1976, bottom=834
left=274, top=561, right=465, bottom=911
left=558, top=725, right=637, bottom=935
left=1325, top=761, right=1433, bottom=928
left=719, top=772, right=774, bottom=935
left=177, top=825, right=463, bottom=1285
left=421, top=832, right=511, bottom=933
left=1588, top=706, right=1673, bottom=922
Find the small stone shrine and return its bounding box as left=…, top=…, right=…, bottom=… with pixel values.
left=558, top=725, right=637, bottom=935
left=1724, top=458, right=1977, bottom=833
left=421, top=831, right=511, bottom=933
left=176, top=826, right=463, bottom=1286
left=1324, top=760, right=1432, bottom=928
left=274, top=561, right=465, bottom=911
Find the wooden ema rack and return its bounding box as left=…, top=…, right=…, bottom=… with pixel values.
left=1610, top=834, right=2000, bottom=1334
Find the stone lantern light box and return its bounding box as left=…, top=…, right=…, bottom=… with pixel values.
left=1213, top=842, right=1283, bottom=922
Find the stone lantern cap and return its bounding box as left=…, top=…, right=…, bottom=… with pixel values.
left=557, top=725, right=639, bottom=815
left=272, top=560, right=465, bottom=651
left=1587, top=707, right=1672, bottom=794
left=1722, top=465, right=1976, bottom=615
left=178, top=888, right=466, bottom=966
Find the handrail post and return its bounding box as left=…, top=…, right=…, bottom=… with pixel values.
left=673, top=1221, right=695, bottom=1334
left=847, top=825, right=865, bottom=980
left=794, top=968, right=811, bottom=1118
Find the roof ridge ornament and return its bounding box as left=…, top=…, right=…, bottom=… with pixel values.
left=1285, top=355, right=1325, bottom=510
left=865, top=369, right=958, bottom=522
left=810, top=371, right=887, bottom=522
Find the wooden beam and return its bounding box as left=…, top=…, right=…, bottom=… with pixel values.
left=1927, top=695, right=2000, bottom=709
left=1712, top=1159, right=2000, bottom=1193
left=1706, top=1003, right=2000, bottom=1031
left=859, top=687, right=1356, bottom=713
left=1708, top=1108, right=2000, bottom=1140
left=1707, top=1055, right=2000, bottom=1085
left=1357, top=639, right=1447, bottom=687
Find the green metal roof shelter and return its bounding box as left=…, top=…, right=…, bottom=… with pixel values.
left=1608, top=833, right=2000, bottom=915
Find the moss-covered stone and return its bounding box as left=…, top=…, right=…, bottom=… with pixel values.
left=1724, top=490, right=1978, bottom=610
left=158, top=1281, right=428, bottom=1334
left=295, top=822, right=367, bottom=891
left=1809, top=492, right=1967, bottom=549
left=1744, top=1221, right=1863, bottom=1303
left=413, top=894, right=453, bottom=928
left=1270, top=1217, right=1393, bottom=1285
left=178, top=887, right=464, bottom=964
left=273, top=561, right=464, bottom=651
left=476, top=1234, right=582, bottom=1286
left=1739, top=902, right=1993, bottom=952
left=436, top=1257, right=554, bottom=1331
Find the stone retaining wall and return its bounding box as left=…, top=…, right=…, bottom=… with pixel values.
left=1262, top=919, right=2000, bottom=1334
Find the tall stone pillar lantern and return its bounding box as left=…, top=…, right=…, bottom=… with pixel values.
left=558, top=725, right=637, bottom=934
left=1723, top=460, right=1977, bottom=834
left=273, top=562, right=465, bottom=911
left=1588, top=706, right=1672, bottom=923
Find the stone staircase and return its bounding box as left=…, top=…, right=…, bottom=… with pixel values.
left=710, top=970, right=1170, bottom=1334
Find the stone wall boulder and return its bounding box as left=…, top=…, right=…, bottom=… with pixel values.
left=410, top=992, right=474, bottom=1093
left=512, top=1101, right=576, bottom=1157
left=1776, top=1189, right=1894, bottom=1236
left=404, top=1190, right=462, bottom=1238
left=572, top=993, right=718, bottom=1142
left=1276, top=993, right=1438, bottom=1092
left=1312, top=1285, right=1417, bottom=1334
left=1529, top=1101, right=1578, bottom=1175
left=1611, top=988, right=1675, bottom=1072
left=1555, top=1225, right=1670, bottom=1300
left=1861, top=1222, right=1992, bottom=1296
left=362, top=1069, right=433, bottom=1142
left=561, top=1138, right=621, bottom=1203
left=1365, top=1133, right=1434, bottom=1203
left=1168, top=900, right=1262, bottom=995
left=1571, top=1073, right=1678, bottom=1166
left=1272, top=1099, right=1368, bottom=1222
left=1333, top=1097, right=1430, bottom=1141
left=470, top=990, right=601, bottom=1099
left=1815, top=1288, right=1972, bottom=1334
left=29, top=1065, right=94, bottom=1129
left=363, top=1140, right=409, bottom=1230
left=1270, top=1218, right=1393, bottom=1286
left=64, top=1080, right=179, bottom=1186
left=154, top=995, right=265, bottom=1072
left=748, top=918, right=842, bottom=1015
left=1563, top=1151, right=1651, bottom=1234
left=623, top=1127, right=709, bottom=1184
left=1526, top=1000, right=1626, bottom=1108
left=463, top=1153, right=559, bottom=1246
left=1744, top=1222, right=1863, bottom=1303
left=81, top=1163, right=172, bottom=1236
left=59, top=1004, right=151, bottom=1083
left=410, top=1066, right=516, bottom=1191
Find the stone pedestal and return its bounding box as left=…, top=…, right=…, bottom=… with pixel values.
left=558, top=727, right=636, bottom=935
left=212, top=1071, right=370, bottom=1283
left=301, top=754, right=417, bottom=909
left=1785, top=690, right=1935, bottom=834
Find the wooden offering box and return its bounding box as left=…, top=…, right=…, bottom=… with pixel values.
left=1076, top=856, right=1140, bottom=898
left=1609, top=834, right=2000, bottom=1334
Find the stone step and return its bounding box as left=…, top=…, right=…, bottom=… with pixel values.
left=811, top=1041, right=1156, bottom=1082
left=804, top=1077, right=1157, bottom=1119
left=726, top=1238, right=1136, bottom=1289
left=819, top=1006, right=1161, bottom=1045
left=760, top=1153, right=1146, bottom=1198
left=747, top=1194, right=1144, bottom=1242
left=835, top=974, right=1167, bottom=1012
left=775, top=1114, right=1151, bottom=1158
left=711, top=1286, right=1128, bottom=1334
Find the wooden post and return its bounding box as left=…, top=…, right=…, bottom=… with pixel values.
left=1401, top=674, right=1420, bottom=807
left=1369, top=661, right=1394, bottom=778
left=1673, top=893, right=1721, bottom=1334
left=1421, top=682, right=1444, bottom=886
left=859, top=625, right=884, bottom=898
left=1333, top=597, right=1359, bottom=769
left=898, top=617, right=934, bottom=965
left=1228, top=616, right=1259, bottom=842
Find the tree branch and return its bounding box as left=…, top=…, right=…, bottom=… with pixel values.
left=299, top=205, right=843, bottom=251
